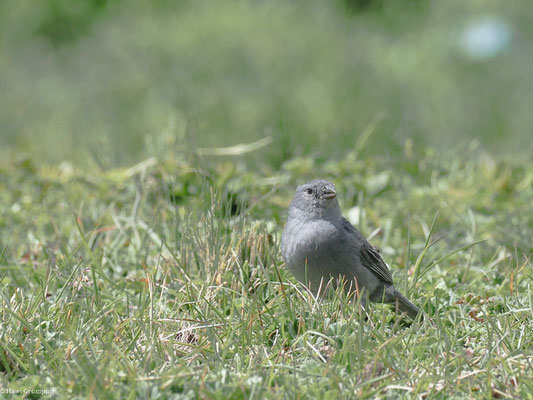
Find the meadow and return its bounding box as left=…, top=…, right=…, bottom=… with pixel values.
left=1, top=1, right=532, bottom=398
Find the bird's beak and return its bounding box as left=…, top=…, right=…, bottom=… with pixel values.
left=322, top=188, right=336, bottom=199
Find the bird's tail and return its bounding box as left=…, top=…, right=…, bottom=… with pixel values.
left=392, top=290, right=421, bottom=320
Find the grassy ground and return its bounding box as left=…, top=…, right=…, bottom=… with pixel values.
left=3, top=0, right=533, bottom=165
left=1, top=1, right=533, bottom=398
left=1, top=141, right=532, bottom=398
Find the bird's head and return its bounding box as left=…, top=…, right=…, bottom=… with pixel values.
left=288, top=180, right=342, bottom=220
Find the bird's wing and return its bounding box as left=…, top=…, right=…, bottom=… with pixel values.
left=359, top=243, right=394, bottom=285
left=341, top=217, right=393, bottom=285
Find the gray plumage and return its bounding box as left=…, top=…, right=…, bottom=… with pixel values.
left=281, top=179, right=420, bottom=319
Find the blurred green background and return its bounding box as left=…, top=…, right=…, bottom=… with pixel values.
left=1, top=0, right=531, bottom=168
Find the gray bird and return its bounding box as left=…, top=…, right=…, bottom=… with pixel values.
left=281, top=179, right=421, bottom=319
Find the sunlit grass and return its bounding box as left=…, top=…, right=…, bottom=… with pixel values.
left=1, top=144, right=531, bottom=397
left=2, top=0, right=533, bottom=166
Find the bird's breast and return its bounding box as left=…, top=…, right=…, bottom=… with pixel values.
left=282, top=219, right=342, bottom=267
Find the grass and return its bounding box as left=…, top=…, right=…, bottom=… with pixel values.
left=1, top=3, right=533, bottom=397
left=2, top=0, right=533, bottom=165
left=1, top=141, right=532, bottom=398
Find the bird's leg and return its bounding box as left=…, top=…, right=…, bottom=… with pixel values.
left=359, top=297, right=367, bottom=314
left=349, top=278, right=368, bottom=318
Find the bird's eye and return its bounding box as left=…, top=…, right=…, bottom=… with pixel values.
left=305, top=188, right=313, bottom=195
